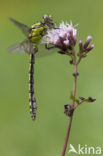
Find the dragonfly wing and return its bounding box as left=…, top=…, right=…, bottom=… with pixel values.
left=9, top=17, right=31, bottom=37
left=8, top=40, right=34, bottom=54
left=35, top=44, right=56, bottom=58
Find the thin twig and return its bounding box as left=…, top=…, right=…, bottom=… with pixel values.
left=61, top=63, right=78, bottom=156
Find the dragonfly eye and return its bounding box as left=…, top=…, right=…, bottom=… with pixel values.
left=43, top=14, right=49, bottom=20
left=49, top=15, right=52, bottom=19
left=43, top=15, right=47, bottom=19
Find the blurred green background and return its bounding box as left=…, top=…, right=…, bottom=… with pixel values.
left=0, top=0, right=103, bottom=156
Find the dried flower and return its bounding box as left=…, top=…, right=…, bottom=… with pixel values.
left=64, top=104, right=74, bottom=117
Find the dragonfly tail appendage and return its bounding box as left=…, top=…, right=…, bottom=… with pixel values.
left=29, top=53, right=37, bottom=120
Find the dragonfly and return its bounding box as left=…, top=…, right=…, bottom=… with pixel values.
left=8, top=15, right=55, bottom=120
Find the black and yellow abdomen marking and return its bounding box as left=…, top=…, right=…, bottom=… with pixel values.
left=29, top=53, right=37, bottom=120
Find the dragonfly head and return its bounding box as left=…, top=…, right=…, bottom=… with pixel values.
left=42, top=15, right=54, bottom=29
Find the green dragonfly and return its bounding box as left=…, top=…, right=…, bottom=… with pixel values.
left=8, top=15, right=55, bottom=120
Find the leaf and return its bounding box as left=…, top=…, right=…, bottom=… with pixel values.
left=70, top=93, right=79, bottom=104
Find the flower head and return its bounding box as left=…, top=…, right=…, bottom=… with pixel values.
left=43, top=20, right=94, bottom=64
left=43, top=21, right=77, bottom=51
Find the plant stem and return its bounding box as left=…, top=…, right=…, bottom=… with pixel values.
left=61, top=63, right=78, bottom=156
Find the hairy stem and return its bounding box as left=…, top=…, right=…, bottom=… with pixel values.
left=61, top=63, right=78, bottom=156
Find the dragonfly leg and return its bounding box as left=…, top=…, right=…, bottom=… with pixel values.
left=45, top=44, right=56, bottom=50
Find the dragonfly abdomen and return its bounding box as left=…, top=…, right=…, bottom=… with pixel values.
left=29, top=53, right=37, bottom=120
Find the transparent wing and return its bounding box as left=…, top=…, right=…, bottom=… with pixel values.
left=35, top=43, right=56, bottom=58
left=8, top=40, right=34, bottom=54
left=9, top=17, right=31, bottom=37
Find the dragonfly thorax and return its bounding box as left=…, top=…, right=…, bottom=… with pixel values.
left=29, top=16, right=54, bottom=46
left=29, top=25, right=44, bottom=44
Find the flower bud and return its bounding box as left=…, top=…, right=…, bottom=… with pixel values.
left=79, top=40, right=83, bottom=50
left=84, top=36, right=92, bottom=49
left=86, top=44, right=94, bottom=52
left=73, top=34, right=77, bottom=45
left=57, top=51, right=65, bottom=54
left=63, top=39, right=69, bottom=46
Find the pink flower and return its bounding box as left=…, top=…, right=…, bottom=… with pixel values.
left=43, top=21, right=77, bottom=50
left=43, top=21, right=94, bottom=57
